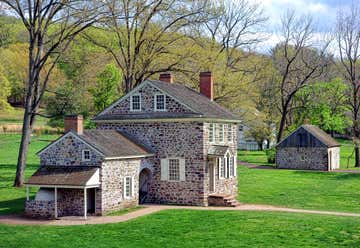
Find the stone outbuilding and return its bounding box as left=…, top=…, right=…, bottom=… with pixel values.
left=276, top=125, right=341, bottom=171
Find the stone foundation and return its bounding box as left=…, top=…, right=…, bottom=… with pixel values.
left=24, top=200, right=55, bottom=219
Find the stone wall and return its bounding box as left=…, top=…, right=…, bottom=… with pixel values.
left=97, top=122, right=207, bottom=206
left=40, top=134, right=103, bottom=166
left=58, top=189, right=85, bottom=216
left=100, top=159, right=141, bottom=214
left=276, top=147, right=329, bottom=171
left=104, top=83, right=192, bottom=115
left=203, top=123, right=238, bottom=196
left=24, top=200, right=55, bottom=219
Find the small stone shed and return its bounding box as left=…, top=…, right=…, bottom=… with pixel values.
left=276, top=125, right=341, bottom=171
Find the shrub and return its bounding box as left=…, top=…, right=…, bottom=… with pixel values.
left=265, top=148, right=276, bottom=164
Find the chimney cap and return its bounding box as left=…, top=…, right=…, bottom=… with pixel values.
left=64, top=114, right=83, bottom=119
left=200, top=71, right=212, bottom=76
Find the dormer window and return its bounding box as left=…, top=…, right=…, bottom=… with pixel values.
left=82, top=150, right=91, bottom=161
left=130, top=94, right=141, bottom=111
left=155, top=94, right=166, bottom=111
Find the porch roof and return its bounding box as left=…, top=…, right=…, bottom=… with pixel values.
left=207, top=145, right=230, bottom=157
left=25, top=166, right=100, bottom=188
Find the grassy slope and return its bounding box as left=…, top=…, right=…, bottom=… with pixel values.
left=1, top=210, right=360, bottom=247
left=0, top=134, right=58, bottom=214
left=0, top=108, right=48, bottom=126
left=238, top=166, right=360, bottom=213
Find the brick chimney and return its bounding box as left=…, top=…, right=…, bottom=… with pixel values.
left=159, top=73, right=173, bottom=83
left=200, top=71, right=214, bottom=101
left=64, top=115, right=83, bottom=135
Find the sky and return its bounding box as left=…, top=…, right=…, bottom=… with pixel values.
left=249, top=0, right=354, bottom=51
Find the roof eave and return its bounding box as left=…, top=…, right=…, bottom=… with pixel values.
left=93, top=117, right=241, bottom=123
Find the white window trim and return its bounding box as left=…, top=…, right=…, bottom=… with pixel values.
left=123, top=176, right=134, bottom=199
left=227, top=124, right=233, bottom=143
left=82, top=150, right=91, bottom=162
left=218, top=124, right=225, bottom=143
left=154, top=94, right=166, bottom=111
left=218, top=157, right=225, bottom=179
left=209, top=123, right=215, bottom=143
left=161, top=157, right=185, bottom=182
left=130, top=93, right=141, bottom=111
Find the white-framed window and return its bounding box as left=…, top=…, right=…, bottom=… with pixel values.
left=130, top=94, right=141, bottom=111
left=154, top=94, right=166, bottom=111
left=209, top=123, right=215, bottom=143
left=123, top=176, right=133, bottom=199
left=227, top=124, right=233, bottom=142
left=218, top=124, right=224, bottom=143
left=229, top=156, right=235, bottom=177
left=161, top=158, right=185, bottom=181
left=218, top=157, right=225, bottom=179
left=169, top=159, right=180, bottom=181
left=82, top=150, right=91, bottom=161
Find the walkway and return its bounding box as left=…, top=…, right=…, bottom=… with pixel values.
left=1, top=204, right=360, bottom=226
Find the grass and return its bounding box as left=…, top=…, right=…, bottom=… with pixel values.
left=0, top=108, right=49, bottom=126
left=1, top=210, right=360, bottom=247
left=237, top=150, right=273, bottom=166
left=238, top=166, right=360, bottom=213
left=0, top=134, right=58, bottom=215
left=106, top=206, right=144, bottom=216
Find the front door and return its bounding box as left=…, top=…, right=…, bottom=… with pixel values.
left=209, top=160, right=215, bottom=192
left=87, top=188, right=95, bottom=214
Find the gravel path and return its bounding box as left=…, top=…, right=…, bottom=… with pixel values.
left=1, top=204, right=360, bottom=226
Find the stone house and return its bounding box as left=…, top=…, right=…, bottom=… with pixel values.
left=25, top=72, right=241, bottom=219
left=276, top=124, right=341, bottom=171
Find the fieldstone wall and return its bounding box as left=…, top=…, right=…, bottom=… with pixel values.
left=57, top=189, right=85, bottom=216
left=104, top=84, right=193, bottom=115
left=276, top=147, right=329, bottom=171
left=40, top=134, right=103, bottom=166
left=97, top=122, right=207, bottom=206
left=24, top=200, right=55, bottom=219
left=100, top=159, right=141, bottom=214
left=203, top=123, right=238, bottom=196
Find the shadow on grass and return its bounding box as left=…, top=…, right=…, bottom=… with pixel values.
left=0, top=197, right=25, bottom=215
left=293, top=170, right=360, bottom=179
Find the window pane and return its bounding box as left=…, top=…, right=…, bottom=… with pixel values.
left=218, top=124, right=224, bottom=142
left=219, top=158, right=225, bottom=178
left=125, top=177, right=132, bottom=197
left=132, top=95, right=141, bottom=110
left=229, top=156, right=234, bottom=177
left=156, top=95, right=165, bottom=110
left=209, top=124, right=214, bottom=142
left=227, top=124, right=233, bottom=142
left=169, top=159, right=180, bottom=181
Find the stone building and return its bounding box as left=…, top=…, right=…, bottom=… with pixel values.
left=276, top=125, right=340, bottom=171
left=25, top=72, right=241, bottom=219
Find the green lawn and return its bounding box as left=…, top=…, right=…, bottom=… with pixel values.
left=238, top=166, right=360, bottom=213
left=0, top=134, right=58, bottom=215
left=237, top=150, right=273, bottom=166
left=0, top=210, right=360, bottom=247
left=0, top=108, right=49, bottom=126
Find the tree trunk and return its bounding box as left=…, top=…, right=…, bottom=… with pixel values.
left=277, top=110, right=287, bottom=143
left=13, top=106, right=33, bottom=187
left=355, top=146, right=360, bottom=167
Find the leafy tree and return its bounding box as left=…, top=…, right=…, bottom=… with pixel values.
left=90, top=63, right=122, bottom=112
left=293, top=79, right=351, bottom=135
left=0, top=64, right=12, bottom=112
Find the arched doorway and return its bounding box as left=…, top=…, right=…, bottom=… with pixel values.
left=139, top=168, right=151, bottom=204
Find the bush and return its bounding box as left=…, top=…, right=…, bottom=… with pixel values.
left=265, top=148, right=276, bottom=164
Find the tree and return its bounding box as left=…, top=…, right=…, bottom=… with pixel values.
left=293, top=79, right=351, bottom=134
left=85, top=0, right=208, bottom=93
left=90, top=63, right=122, bottom=112
left=272, top=10, right=331, bottom=142
left=1, top=0, right=102, bottom=187
left=0, top=64, right=12, bottom=112
left=335, top=3, right=360, bottom=167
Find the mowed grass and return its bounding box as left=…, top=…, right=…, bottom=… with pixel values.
left=1, top=210, right=360, bottom=247
left=0, top=134, right=58, bottom=214
left=0, top=108, right=48, bottom=126
left=237, top=150, right=274, bottom=166
left=238, top=166, right=360, bottom=213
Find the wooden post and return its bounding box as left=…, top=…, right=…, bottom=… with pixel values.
left=26, top=186, right=29, bottom=201
left=84, top=188, right=87, bottom=220
left=54, top=187, right=58, bottom=219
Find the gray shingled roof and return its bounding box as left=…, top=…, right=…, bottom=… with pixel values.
left=80, top=130, right=153, bottom=158
left=26, top=166, right=99, bottom=186
left=302, top=125, right=340, bottom=148
left=208, top=145, right=230, bottom=156
left=94, top=80, right=240, bottom=121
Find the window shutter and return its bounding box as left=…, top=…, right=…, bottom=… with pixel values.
left=161, top=159, right=168, bottom=181
left=179, top=159, right=186, bottom=181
